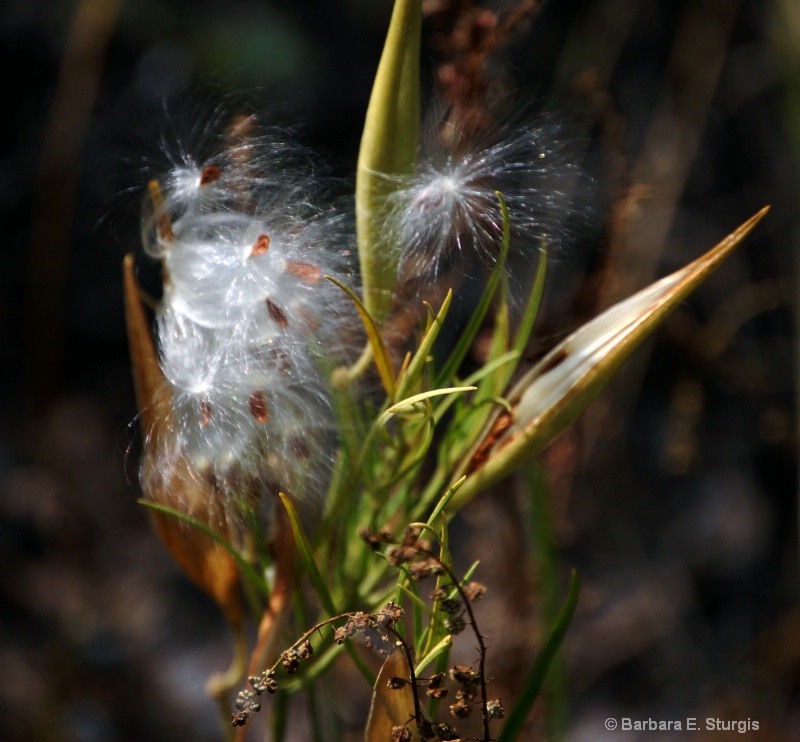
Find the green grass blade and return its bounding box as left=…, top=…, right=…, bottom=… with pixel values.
left=327, top=275, right=396, bottom=397
left=380, top=386, right=476, bottom=425
left=138, top=499, right=268, bottom=597
left=395, top=290, right=453, bottom=400
left=415, top=634, right=453, bottom=676
left=278, top=493, right=377, bottom=688
left=279, top=493, right=337, bottom=616
left=498, top=569, right=580, bottom=742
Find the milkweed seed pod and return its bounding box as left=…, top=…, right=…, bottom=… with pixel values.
left=136, top=115, right=357, bottom=537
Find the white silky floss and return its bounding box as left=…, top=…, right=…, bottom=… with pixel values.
left=143, top=128, right=353, bottom=518
left=388, top=113, right=585, bottom=277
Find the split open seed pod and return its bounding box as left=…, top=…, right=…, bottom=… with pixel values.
left=451, top=207, right=770, bottom=508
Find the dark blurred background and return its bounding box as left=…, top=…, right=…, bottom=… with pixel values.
left=1, top=0, right=798, bottom=740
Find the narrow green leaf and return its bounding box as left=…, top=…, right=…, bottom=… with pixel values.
left=278, top=494, right=377, bottom=688
left=380, top=386, right=476, bottom=425
left=272, top=690, right=290, bottom=742
left=498, top=569, right=580, bottom=742
left=278, top=493, right=337, bottom=616
left=500, top=243, right=547, bottom=392
left=327, top=275, right=396, bottom=397
left=423, top=476, right=466, bottom=526
left=357, top=0, right=422, bottom=324
left=415, top=634, right=453, bottom=676
left=138, top=499, right=268, bottom=597
left=397, top=582, right=432, bottom=619
left=395, top=290, right=453, bottom=400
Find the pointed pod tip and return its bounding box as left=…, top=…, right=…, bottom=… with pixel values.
left=451, top=206, right=771, bottom=507
left=725, top=205, right=770, bottom=245
left=742, top=205, right=771, bottom=231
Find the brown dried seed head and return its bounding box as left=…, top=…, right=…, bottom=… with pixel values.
left=249, top=391, right=269, bottom=424
left=359, top=528, right=383, bottom=551
left=403, top=525, right=423, bottom=545
left=487, top=699, right=505, bottom=719
left=298, top=640, right=313, bottom=660
left=200, top=165, right=221, bottom=185
left=450, top=665, right=479, bottom=685
left=463, top=581, right=487, bottom=601
left=388, top=545, right=417, bottom=566
left=440, top=598, right=462, bottom=615
left=427, top=672, right=448, bottom=699
left=375, top=601, right=404, bottom=627
left=281, top=649, right=300, bottom=674
left=455, top=686, right=476, bottom=702
left=251, top=233, right=271, bottom=256
left=444, top=615, right=467, bottom=634
left=432, top=722, right=459, bottom=740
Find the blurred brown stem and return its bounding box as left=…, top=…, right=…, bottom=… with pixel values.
left=25, top=0, right=122, bottom=407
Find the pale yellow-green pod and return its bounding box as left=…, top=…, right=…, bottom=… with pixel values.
left=451, top=206, right=770, bottom=508
left=356, top=0, right=422, bottom=326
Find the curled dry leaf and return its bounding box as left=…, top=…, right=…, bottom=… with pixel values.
left=124, top=255, right=245, bottom=629
left=365, top=648, right=420, bottom=742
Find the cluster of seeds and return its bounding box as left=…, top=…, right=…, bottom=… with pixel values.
left=231, top=670, right=277, bottom=727
left=139, top=105, right=584, bottom=527
left=137, top=106, right=577, bottom=736
left=230, top=524, right=501, bottom=735
left=141, top=116, right=356, bottom=522
left=333, top=601, right=404, bottom=653
left=230, top=638, right=317, bottom=726
left=231, top=602, right=404, bottom=728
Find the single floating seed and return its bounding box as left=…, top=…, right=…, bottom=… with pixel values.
left=251, top=233, right=271, bottom=256
left=200, top=165, right=221, bottom=185
left=249, top=391, right=269, bottom=424
left=199, top=397, right=212, bottom=428
left=285, top=260, right=322, bottom=283
left=266, top=299, right=289, bottom=327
